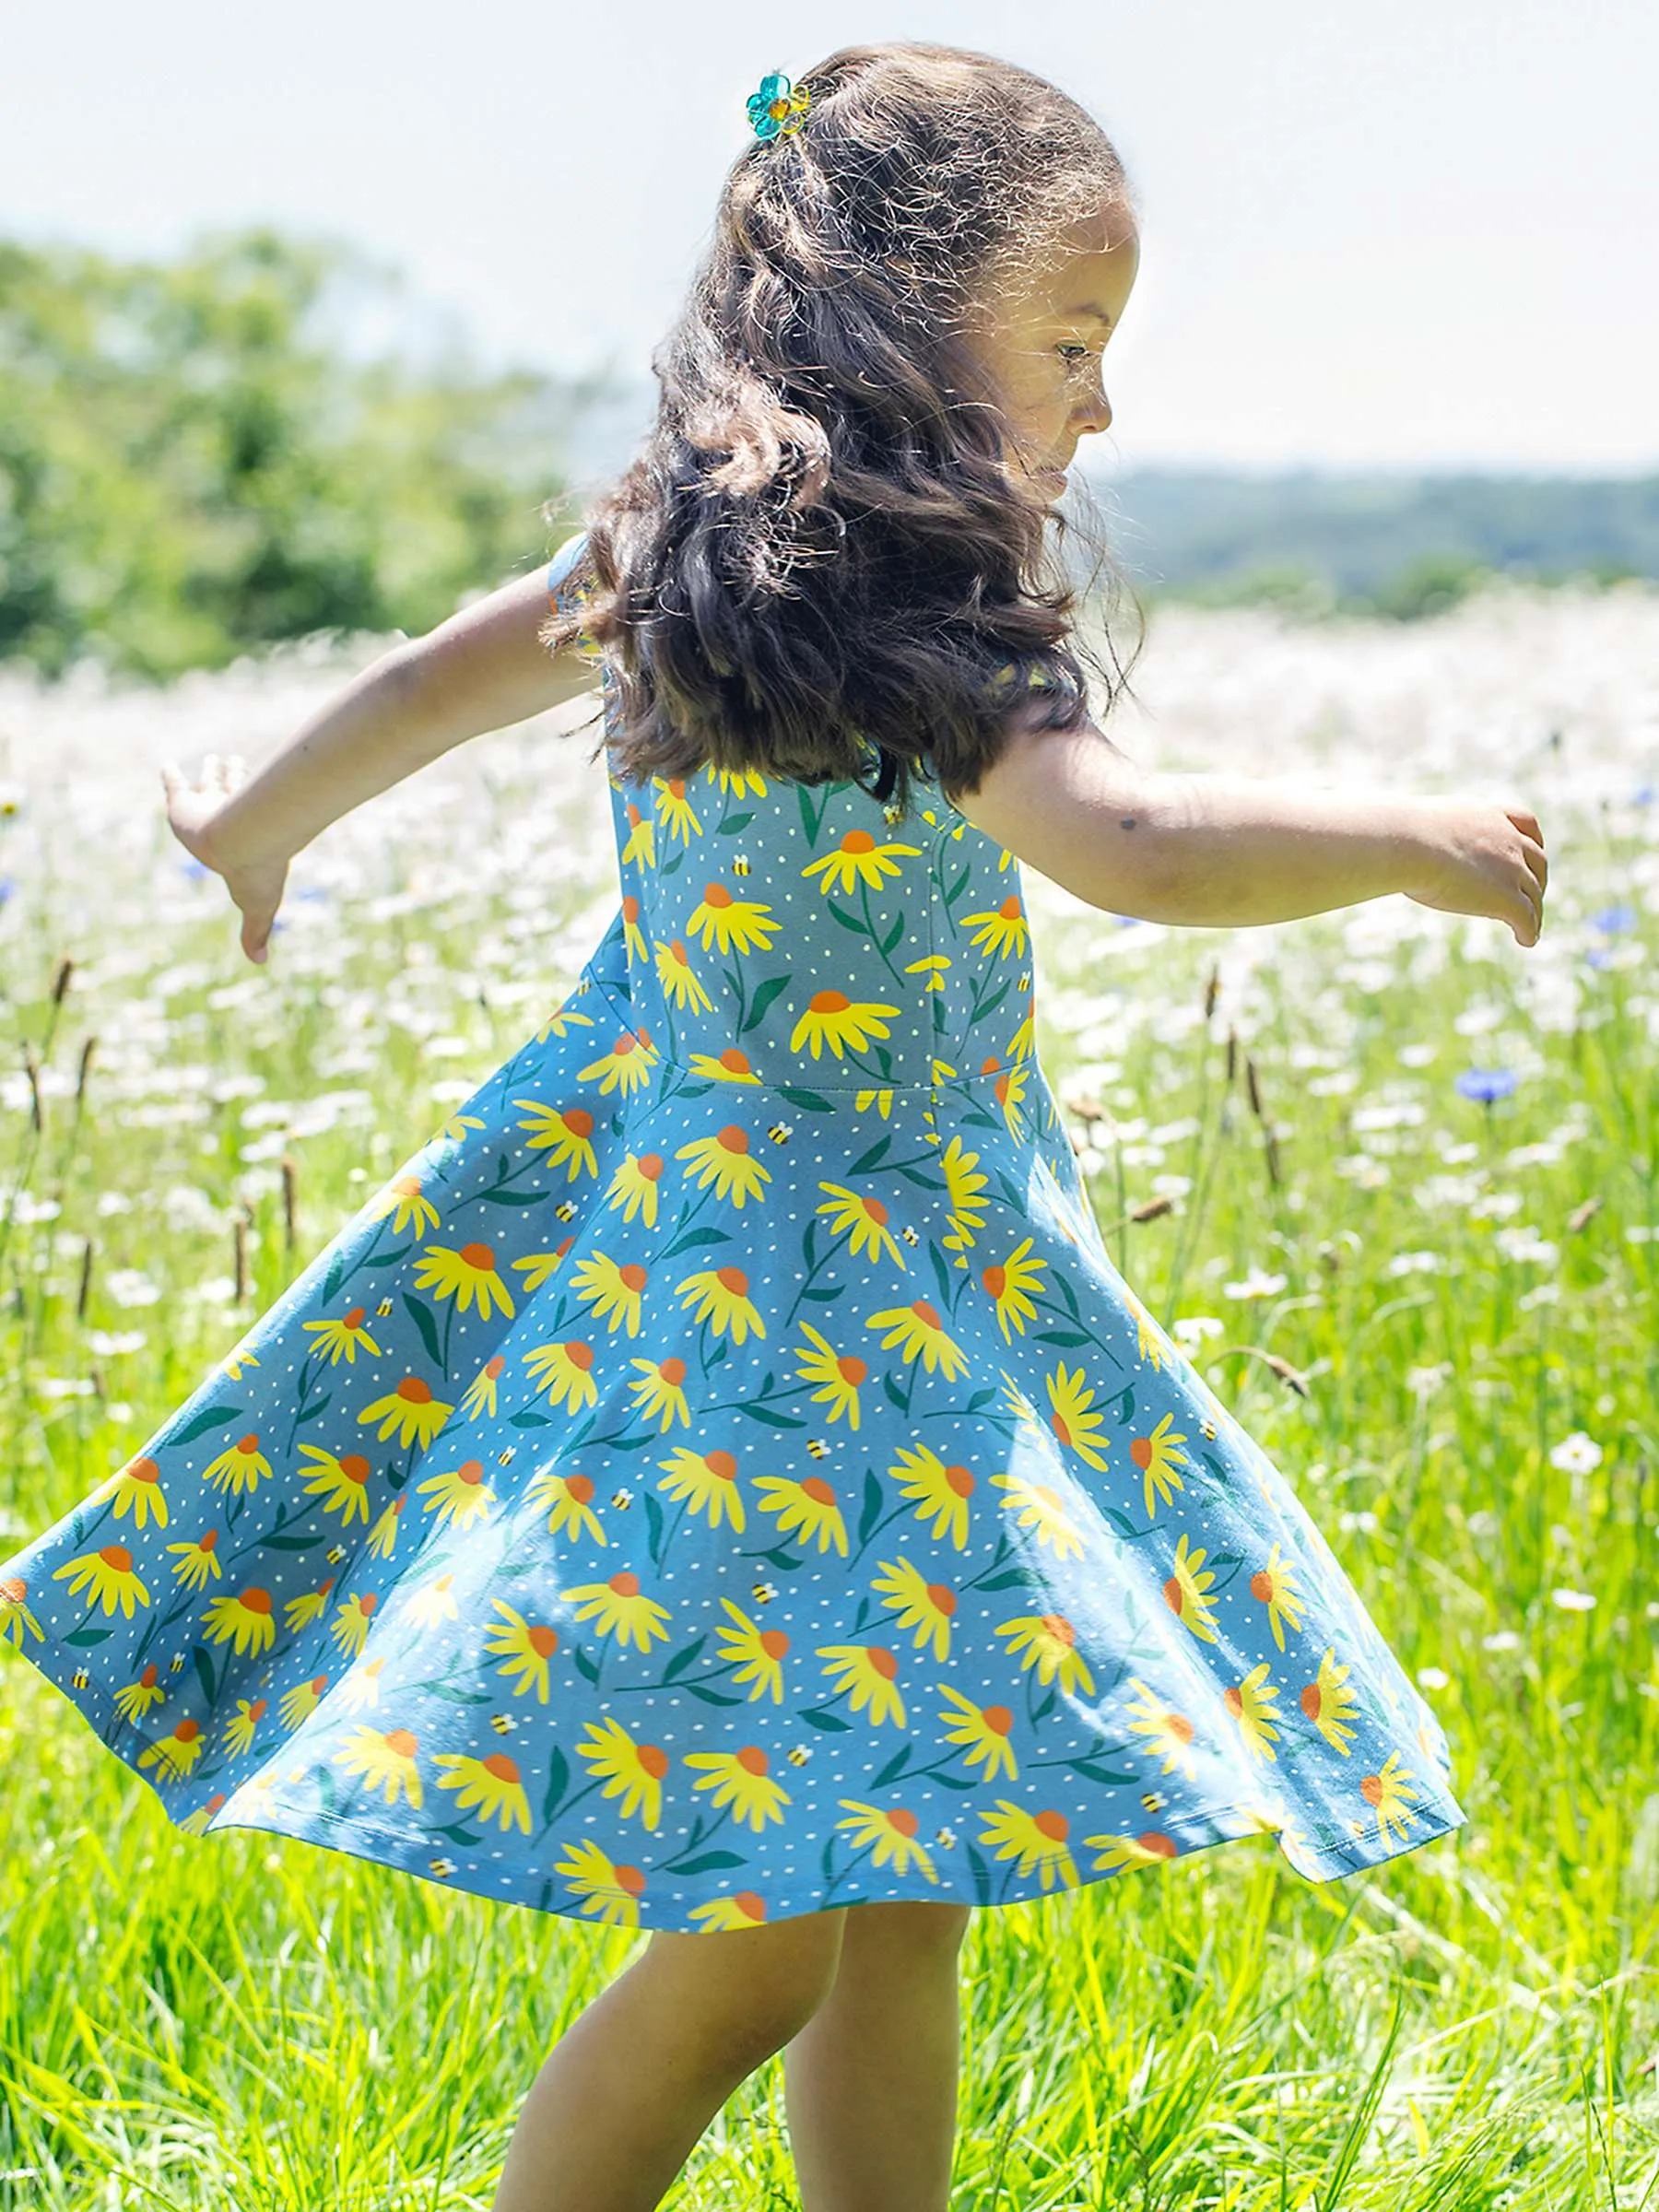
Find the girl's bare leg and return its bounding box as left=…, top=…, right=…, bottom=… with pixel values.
left=782, top=1900, right=972, bottom=2212
left=490, top=1907, right=848, bottom=2212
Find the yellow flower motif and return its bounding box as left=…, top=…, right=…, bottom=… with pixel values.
left=1163, top=1533, right=1221, bottom=1644
left=687, top=1045, right=762, bottom=1084
left=524, top=1465, right=606, bottom=1546
left=1223, top=1660, right=1283, bottom=1761
left=905, top=954, right=951, bottom=993
left=939, top=1136, right=989, bottom=1262
left=1124, top=1677, right=1200, bottom=1781
left=677, top=1125, right=772, bottom=1207
left=988, top=1468, right=1084, bottom=1561
left=1301, top=1646, right=1360, bottom=1754
left=560, top=1570, right=673, bottom=1653
left=802, top=829, right=922, bottom=895
left=412, top=1239, right=515, bottom=1321
left=794, top=1324, right=867, bottom=1430
left=653, top=776, right=703, bottom=842
left=712, top=1596, right=790, bottom=1704
left=538, top=1001, right=594, bottom=1041
left=976, top=1801, right=1079, bottom=1892
left=682, top=1744, right=791, bottom=1830
left=816, top=1643, right=907, bottom=1728
left=751, top=1470, right=848, bottom=1554
left=524, top=1337, right=598, bottom=1413
left=979, top=1239, right=1045, bottom=1341
left=686, top=881, right=781, bottom=957
left=516, top=1100, right=598, bottom=1180
left=621, top=895, right=647, bottom=965
left=870, top=1556, right=956, bottom=1663
left=853, top=1087, right=895, bottom=1117
left=817, top=1182, right=904, bottom=1268
left=835, top=1800, right=939, bottom=1881
left=653, top=937, right=713, bottom=1013
left=994, top=1610, right=1095, bottom=1697
left=960, top=896, right=1030, bottom=959
left=607, top=1149, right=665, bottom=1227
left=936, top=1685, right=1018, bottom=1782
left=570, top=1251, right=649, bottom=1336
left=578, top=1030, right=656, bottom=1097
left=573, top=1714, right=668, bottom=1828
left=865, top=1300, right=967, bottom=1381
left=621, top=802, right=655, bottom=868
left=657, top=1447, right=745, bottom=1531
left=362, top=1175, right=441, bottom=1237
left=1045, top=1362, right=1111, bottom=1472
left=789, top=991, right=900, bottom=1061
left=1359, top=1751, right=1424, bottom=1845
left=628, top=1355, right=691, bottom=1431
left=888, top=1442, right=974, bottom=1549
left=676, top=1265, right=765, bottom=1343
left=1133, top=1412, right=1192, bottom=1521
left=300, top=1306, right=382, bottom=1365
left=712, top=765, right=770, bottom=797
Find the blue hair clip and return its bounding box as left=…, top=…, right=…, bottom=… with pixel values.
left=747, top=69, right=811, bottom=141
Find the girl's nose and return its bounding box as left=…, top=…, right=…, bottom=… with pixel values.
left=1073, top=388, right=1112, bottom=436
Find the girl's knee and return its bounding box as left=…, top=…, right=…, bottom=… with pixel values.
left=643, top=1906, right=847, bottom=2057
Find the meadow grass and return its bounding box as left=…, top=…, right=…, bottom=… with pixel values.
left=2, top=579, right=1657, bottom=2208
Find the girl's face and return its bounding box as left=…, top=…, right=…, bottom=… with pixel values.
left=964, top=202, right=1140, bottom=497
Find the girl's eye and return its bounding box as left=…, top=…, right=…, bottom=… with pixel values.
left=1057, top=344, right=1096, bottom=371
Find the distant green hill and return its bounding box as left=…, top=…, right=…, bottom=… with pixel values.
left=1091, top=465, right=1659, bottom=619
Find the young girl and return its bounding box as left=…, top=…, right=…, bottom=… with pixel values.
left=2, top=41, right=1546, bottom=2212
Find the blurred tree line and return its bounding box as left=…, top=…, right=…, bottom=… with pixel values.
left=0, top=228, right=591, bottom=678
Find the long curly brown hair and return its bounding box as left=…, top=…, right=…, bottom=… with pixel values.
left=542, top=40, right=1146, bottom=809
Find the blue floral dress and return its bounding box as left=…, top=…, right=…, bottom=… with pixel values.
left=0, top=535, right=1466, bottom=1933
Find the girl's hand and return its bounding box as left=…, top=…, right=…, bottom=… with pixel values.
left=1400, top=796, right=1548, bottom=947
left=159, top=752, right=292, bottom=966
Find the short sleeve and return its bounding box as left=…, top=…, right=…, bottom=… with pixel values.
left=546, top=530, right=591, bottom=618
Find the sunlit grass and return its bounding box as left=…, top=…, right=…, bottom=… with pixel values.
left=3, top=579, right=1658, bottom=2207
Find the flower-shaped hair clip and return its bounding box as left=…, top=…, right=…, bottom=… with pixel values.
left=747, top=70, right=811, bottom=141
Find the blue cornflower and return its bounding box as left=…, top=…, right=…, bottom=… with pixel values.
left=1590, top=901, right=1637, bottom=935
left=1455, top=1068, right=1520, bottom=1104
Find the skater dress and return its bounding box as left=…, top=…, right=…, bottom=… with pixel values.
left=0, top=533, right=1467, bottom=1933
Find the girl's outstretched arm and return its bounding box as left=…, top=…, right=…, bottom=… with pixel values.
left=163, top=568, right=601, bottom=962
left=956, top=712, right=1547, bottom=947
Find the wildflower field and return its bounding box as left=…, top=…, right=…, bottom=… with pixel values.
left=2, top=576, right=1657, bottom=2208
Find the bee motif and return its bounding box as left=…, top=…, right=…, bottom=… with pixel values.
left=326, top=1545, right=347, bottom=1565
left=555, top=1199, right=579, bottom=1224
left=72, top=1665, right=89, bottom=1690
left=732, top=854, right=752, bottom=877
left=934, top=1827, right=959, bottom=1850
left=1140, top=1791, right=1165, bottom=1813
left=489, top=1713, right=519, bottom=1737
left=806, top=1438, right=830, bottom=1461
left=787, top=1745, right=813, bottom=1767
left=1201, top=1418, right=1218, bottom=1441
left=169, top=1652, right=186, bottom=1673
left=767, top=1123, right=793, bottom=1146
left=900, top=1225, right=920, bottom=1246
left=611, top=1488, right=634, bottom=1510
left=428, top=1857, right=456, bottom=1879
left=751, top=1579, right=777, bottom=1605
left=376, top=1297, right=395, bottom=1317
left=498, top=1446, right=516, bottom=1466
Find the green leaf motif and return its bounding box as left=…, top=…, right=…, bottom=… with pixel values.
left=858, top=1466, right=885, bottom=1545
left=798, top=1709, right=854, bottom=1732
left=741, top=973, right=793, bottom=1034
left=168, top=1404, right=243, bottom=1449
left=402, top=1292, right=443, bottom=1370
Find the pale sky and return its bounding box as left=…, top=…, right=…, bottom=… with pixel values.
left=3, top=0, right=1654, bottom=476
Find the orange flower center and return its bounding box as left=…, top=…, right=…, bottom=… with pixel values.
left=1300, top=1685, right=1324, bottom=1720
left=565, top=1342, right=594, bottom=1371
left=639, top=1744, right=670, bottom=1779
left=836, top=1356, right=867, bottom=1385
left=982, top=1265, right=1006, bottom=1298
left=736, top=1745, right=770, bottom=1775
left=759, top=1630, right=790, bottom=1660
left=925, top=1583, right=956, bottom=1617
left=1038, top=1612, right=1075, bottom=1645
left=529, top=1626, right=560, bottom=1657
left=562, top=1108, right=594, bottom=1137
left=912, top=1301, right=940, bottom=1327
left=719, top=1048, right=753, bottom=1073
left=1222, top=1686, right=1244, bottom=1717
left=659, top=1358, right=687, bottom=1386
left=810, top=991, right=851, bottom=1014
left=983, top=1704, right=1013, bottom=1735
left=611, top=1572, right=641, bottom=1596
left=343, top=1307, right=365, bottom=1328
left=483, top=1753, right=522, bottom=1784
left=564, top=1475, right=594, bottom=1503
left=620, top=1265, right=648, bottom=1293
left=861, top=1196, right=888, bottom=1225
left=717, top=1126, right=749, bottom=1154
left=623, top=895, right=640, bottom=921
left=613, top=1034, right=637, bottom=1057
left=841, top=830, right=877, bottom=854
left=1000, top=897, right=1023, bottom=921
left=703, top=882, right=733, bottom=908
left=397, top=1378, right=433, bottom=1403
left=1360, top=1773, right=1385, bottom=1806
left=458, top=1460, right=485, bottom=1488
left=887, top=1806, right=919, bottom=1838
left=1249, top=1569, right=1275, bottom=1602
left=461, top=1242, right=496, bottom=1272
left=947, top=1464, right=973, bottom=1497
left=801, top=1477, right=837, bottom=1507
left=1130, top=1437, right=1152, bottom=1469
left=639, top=1154, right=664, bottom=1180
left=705, top=1451, right=738, bottom=1482
left=238, top=1587, right=273, bottom=1616
left=1136, top=1831, right=1179, bottom=1860
left=1033, top=1809, right=1069, bottom=1841
left=867, top=1647, right=898, bottom=1679
left=717, top=1267, right=749, bottom=1295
